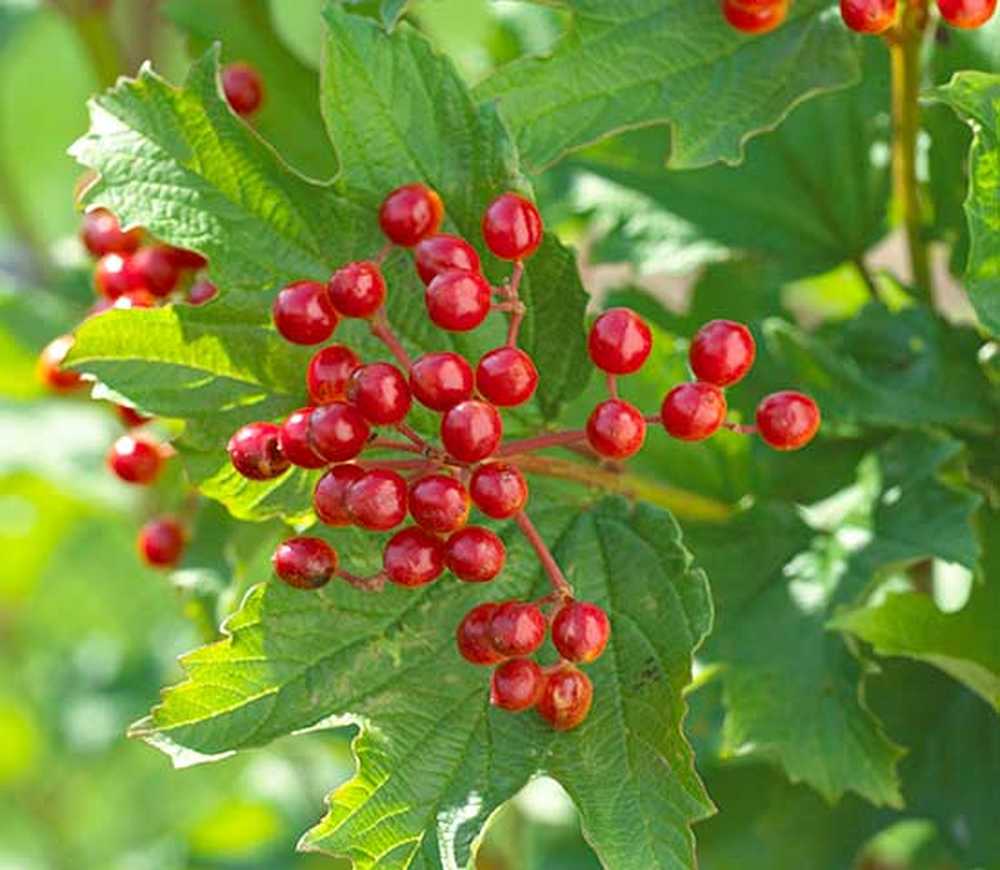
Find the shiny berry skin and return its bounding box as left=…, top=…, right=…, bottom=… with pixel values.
left=272, top=280, right=339, bottom=345
left=272, top=536, right=337, bottom=590
left=222, top=61, right=264, bottom=116
left=378, top=183, right=444, bottom=246
left=130, top=245, right=181, bottom=297
left=328, top=261, right=386, bottom=319
left=689, top=319, right=756, bottom=387
left=587, top=308, right=653, bottom=375
left=228, top=422, right=290, bottom=480
left=457, top=603, right=505, bottom=665
left=308, top=402, right=370, bottom=462
left=491, top=658, right=545, bottom=712
left=345, top=469, right=408, bottom=530
left=551, top=602, right=610, bottom=664
left=114, top=289, right=157, bottom=309
left=187, top=279, right=217, bottom=305
left=279, top=408, right=329, bottom=469
left=441, top=400, right=503, bottom=462
left=383, top=527, right=445, bottom=587
left=138, top=517, right=185, bottom=569
left=586, top=398, right=646, bottom=459
left=755, top=391, right=821, bottom=451
left=937, top=0, right=996, bottom=27
left=446, top=526, right=506, bottom=583
left=81, top=208, right=141, bottom=257
left=537, top=666, right=593, bottom=731
left=476, top=347, right=538, bottom=407
left=307, top=345, right=361, bottom=404
left=107, top=435, right=163, bottom=485
left=94, top=253, right=138, bottom=299
left=413, top=234, right=481, bottom=285
left=425, top=270, right=492, bottom=332
left=409, top=351, right=474, bottom=411
left=409, top=474, right=470, bottom=534
left=839, top=0, right=897, bottom=32
left=722, top=0, right=789, bottom=33
left=314, top=464, right=364, bottom=526
left=661, top=382, right=727, bottom=442
left=489, top=601, right=546, bottom=656
left=469, top=463, right=528, bottom=519
left=37, top=335, right=84, bottom=392
left=482, top=193, right=543, bottom=260
left=115, top=404, right=149, bottom=428
left=346, top=362, right=412, bottom=425
left=166, top=246, right=207, bottom=271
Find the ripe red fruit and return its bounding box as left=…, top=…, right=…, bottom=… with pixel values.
left=272, top=536, right=337, bottom=590
left=457, top=603, right=505, bottom=665
left=537, top=666, right=593, bottom=731
left=482, top=193, right=543, bottom=260
left=227, top=421, right=290, bottom=480
left=115, top=404, right=149, bottom=428
left=587, top=308, right=653, bottom=375
left=279, top=408, right=329, bottom=469
left=222, top=61, right=264, bottom=116
left=937, top=0, right=996, bottom=27
left=489, top=601, right=546, bottom=656
left=490, top=658, right=545, bottom=711
left=755, top=391, right=821, bottom=451
left=409, top=351, right=474, bottom=411
left=413, top=234, right=481, bottom=285
left=130, top=245, right=181, bottom=297
left=137, top=517, right=185, bottom=569
left=660, top=382, right=727, bottom=442
left=446, top=526, right=506, bottom=582
left=166, top=246, right=208, bottom=271
left=689, top=319, right=756, bottom=387
left=383, top=527, right=446, bottom=587
left=94, top=252, right=138, bottom=299
left=307, top=345, right=361, bottom=404
left=346, top=362, right=412, bottom=425
left=441, top=400, right=503, bottom=462
left=551, top=602, right=610, bottom=664
left=378, top=183, right=444, bottom=246
left=81, top=208, right=141, bottom=257
left=107, top=435, right=163, bottom=484
left=839, top=0, right=897, bottom=32
left=272, top=280, right=339, bottom=345
left=722, top=0, right=789, bottom=34
left=308, top=402, right=370, bottom=462
left=37, top=335, right=84, bottom=392
left=586, top=398, right=646, bottom=459
left=469, top=463, right=528, bottom=519
left=425, top=270, right=492, bottom=332
left=113, top=289, right=157, bottom=309
left=328, top=261, right=386, bottom=319
left=187, top=279, right=217, bottom=305
left=314, top=464, right=364, bottom=526
left=409, top=474, right=470, bottom=534
left=476, top=347, right=539, bottom=407
left=345, top=468, right=408, bottom=530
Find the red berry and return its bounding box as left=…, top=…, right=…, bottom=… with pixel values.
left=441, top=400, right=503, bottom=462
left=482, top=193, right=543, bottom=260
left=689, top=319, right=756, bottom=387
left=345, top=468, right=408, bottom=530
left=383, top=527, right=445, bottom=587
left=551, top=602, right=610, bottom=663
left=222, top=61, right=264, bottom=116
left=137, top=517, right=185, bottom=569
left=722, top=0, right=789, bottom=33
left=413, top=234, right=481, bottom=285
left=490, top=658, right=545, bottom=712
left=409, top=351, right=474, bottom=411
left=272, top=280, right=338, bottom=345
left=425, top=270, right=492, bottom=332
left=307, top=345, right=361, bottom=404
left=37, top=335, right=84, bottom=392
left=840, top=0, right=897, bottom=32
left=227, top=421, right=290, bottom=480
left=272, top=536, right=337, bottom=590
left=107, top=435, right=164, bottom=485
left=113, top=289, right=157, bottom=309
left=187, top=279, right=217, bottom=305
left=166, top=246, right=208, bottom=271
left=94, top=252, right=138, bottom=299
left=446, top=526, right=506, bottom=583
left=328, top=261, right=386, bottom=319
left=378, top=183, right=444, bottom=247
left=586, top=398, right=646, bottom=459
left=537, top=666, right=593, bottom=731
left=279, top=408, right=328, bottom=469
left=937, top=0, right=996, bottom=27
left=469, top=463, right=528, bottom=519
left=409, top=474, right=470, bottom=534
left=661, top=382, right=727, bottom=442
left=489, top=601, right=546, bottom=656
left=308, top=402, right=370, bottom=462
left=587, top=308, right=653, bottom=375
left=115, top=404, right=149, bottom=428
left=314, top=464, right=364, bottom=526
left=130, top=245, right=181, bottom=297
left=755, top=391, right=820, bottom=451
left=346, top=362, right=412, bottom=425
left=457, top=603, right=505, bottom=665
left=476, top=347, right=538, bottom=407
left=81, top=208, right=141, bottom=257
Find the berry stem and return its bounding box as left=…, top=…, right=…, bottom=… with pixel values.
left=395, top=422, right=432, bottom=451
left=496, top=428, right=588, bottom=456
left=367, top=437, right=425, bottom=455
left=513, top=510, right=574, bottom=601
left=606, top=373, right=619, bottom=399
left=337, top=569, right=387, bottom=592
left=373, top=241, right=394, bottom=266
left=722, top=421, right=757, bottom=435
left=371, top=308, right=412, bottom=371
left=504, top=260, right=526, bottom=347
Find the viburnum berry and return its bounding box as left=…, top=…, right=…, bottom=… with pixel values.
left=115, top=404, right=149, bottom=428
left=227, top=421, right=290, bottom=480
left=425, top=270, right=492, bottom=332
left=489, top=601, right=546, bottom=656
left=187, top=279, right=218, bottom=305
left=937, top=0, right=996, bottom=27
left=130, top=245, right=181, bottom=297
left=279, top=408, right=329, bottom=469
left=441, top=400, right=503, bottom=462
left=490, top=658, right=545, bottom=712
left=551, top=602, right=610, bottom=663
left=379, top=183, right=444, bottom=246
left=456, top=603, right=505, bottom=665
left=722, top=0, right=789, bottom=34
left=445, top=526, right=506, bottom=582
left=588, top=308, right=652, bottom=375
left=328, top=261, right=386, bottom=319
left=476, top=347, right=538, bottom=407
left=482, top=193, right=543, bottom=260
left=137, top=517, right=185, bottom=569
left=272, top=536, right=337, bottom=590
left=537, top=666, right=593, bottom=731
left=839, top=0, right=897, bottom=33
left=409, top=474, right=470, bottom=534
left=272, top=280, right=339, bottom=345
left=114, top=289, right=157, bottom=309
left=409, top=351, right=474, bottom=411
left=107, top=435, right=164, bottom=485
left=413, top=234, right=481, bottom=285
left=383, top=527, right=445, bottom=587
left=345, top=468, right=408, bottom=530
left=314, top=464, right=364, bottom=526
left=166, top=246, right=208, bottom=271
left=586, top=398, right=646, bottom=459
left=37, top=335, right=84, bottom=392
left=755, top=391, right=821, bottom=451
left=660, top=382, right=727, bottom=441
left=222, top=61, right=264, bottom=116
left=346, top=362, right=412, bottom=425
left=307, top=344, right=361, bottom=404
left=469, top=462, right=528, bottom=519
left=81, top=208, right=141, bottom=257
left=94, top=252, right=137, bottom=299
left=308, top=402, right=370, bottom=462
left=688, top=319, right=756, bottom=387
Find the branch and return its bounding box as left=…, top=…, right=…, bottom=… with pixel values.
left=513, top=511, right=574, bottom=601
left=371, top=308, right=412, bottom=371
left=497, top=429, right=588, bottom=456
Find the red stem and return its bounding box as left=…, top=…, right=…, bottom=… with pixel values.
left=606, top=373, right=618, bottom=399
left=505, top=260, right=526, bottom=347
left=722, top=422, right=757, bottom=435
left=514, top=511, right=573, bottom=601
left=371, top=308, right=412, bottom=371
left=367, top=438, right=424, bottom=455
left=337, top=569, right=386, bottom=592
left=496, top=429, right=587, bottom=456
left=373, top=242, right=394, bottom=266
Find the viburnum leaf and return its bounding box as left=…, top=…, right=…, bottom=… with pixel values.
left=132, top=497, right=714, bottom=868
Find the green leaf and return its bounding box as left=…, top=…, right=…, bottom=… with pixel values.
left=381, top=0, right=408, bottom=29
left=475, top=0, right=860, bottom=172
